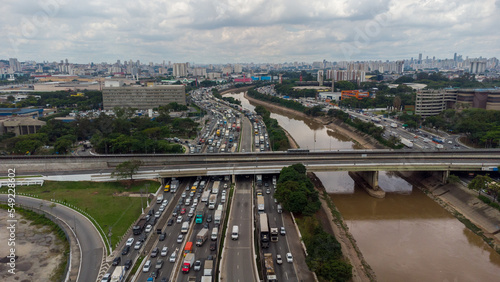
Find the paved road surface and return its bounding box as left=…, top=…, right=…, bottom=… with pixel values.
left=220, top=177, right=257, bottom=282
left=0, top=195, right=105, bottom=282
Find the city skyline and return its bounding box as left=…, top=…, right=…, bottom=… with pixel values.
left=1, top=0, right=499, bottom=64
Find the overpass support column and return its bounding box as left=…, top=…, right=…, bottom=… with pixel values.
left=232, top=174, right=235, bottom=184
left=437, top=170, right=450, bottom=185
left=359, top=171, right=380, bottom=191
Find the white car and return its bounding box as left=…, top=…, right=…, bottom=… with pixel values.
left=169, top=251, right=177, bottom=262
left=125, top=237, right=134, bottom=247
left=276, top=254, right=283, bottom=265
left=155, top=211, right=161, bottom=218
left=134, top=241, right=143, bottom=250
left=286, top=252, right=293, bottom=263
left=145, top=224, right=153, bottom=233
left=280, top=227, right=286, bottom=235
left=176, top=215, right=183, bottom=223
left=193, top=260, right=201, bottom=271
left=142, top=260, right=152, bottom=272
left=161, top=247, right=168, bottom=257
left=177, top=234, right=184, bottom=243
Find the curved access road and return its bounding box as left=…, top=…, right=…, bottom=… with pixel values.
left=0, top=195, right=105, bottom=282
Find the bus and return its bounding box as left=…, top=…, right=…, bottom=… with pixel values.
left=259, top=213, right=270, bottom=248
left=256, top=175, right=263, bottom=186
left=184, top=241, right=193, bottom=257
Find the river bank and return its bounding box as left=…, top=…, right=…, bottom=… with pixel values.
left=233, top=89, right=500, bottom=278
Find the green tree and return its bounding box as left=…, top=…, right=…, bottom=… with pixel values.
left=468, top=174, right=492, bottom=192
left=113, top=160, right=143, bottom=182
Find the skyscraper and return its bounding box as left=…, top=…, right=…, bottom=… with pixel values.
left=418, top=53, right=422, bottom=64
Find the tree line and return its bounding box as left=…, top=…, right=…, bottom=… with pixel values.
left=254, top=105, right=290, bottom=151
left=274, top=164, right=352, bottom=281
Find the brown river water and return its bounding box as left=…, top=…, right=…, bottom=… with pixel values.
left=226, top=92, right=500, bottom=281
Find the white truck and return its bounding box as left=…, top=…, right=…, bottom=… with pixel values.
left=214, top=210, right=222, bottom=225
left=201, top=276, right=212, bottom=282
left=400, top=137, right=414, bottom=148
left=201, top=190, right=211, bottom=202
left=170, top=179, right=179, bottom=193
left=196, top=228, right=209, bottom=246
left=182, top=253, right=196, bottom=273
left=212, top=181, right=220, bottom=194
left=203, top=259, right=213, bottom=276
left=110, top=266, right=125, bottom=282
left=208, top=194, right=217, bottom=209
left=156, top=194, right=164, bottom=204
left=390, top=122, right=397, bottom=128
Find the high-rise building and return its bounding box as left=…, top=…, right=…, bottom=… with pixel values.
left=418, top=53, right=422, bottom=64
left=317, top=70, right=324, bottom=86
left=9, top=58, right=21, bottom=73
left=173, top=63, right=188, bottom=77
left=469, top=61, right=486, bottom=74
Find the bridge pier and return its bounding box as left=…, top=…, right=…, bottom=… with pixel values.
left=350, top=171, right=386, bottom=198
left=433, top=170, right=450, bottom=185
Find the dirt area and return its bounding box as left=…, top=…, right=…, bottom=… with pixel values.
left=0, top=209, right=65, bottom=281
left=220, top=86, right=254, bottom=95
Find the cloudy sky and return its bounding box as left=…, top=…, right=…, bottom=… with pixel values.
left=1, top=0, right=499, bottom=64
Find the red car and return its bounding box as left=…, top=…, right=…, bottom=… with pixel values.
left=180, top=208, right=186, bottom=215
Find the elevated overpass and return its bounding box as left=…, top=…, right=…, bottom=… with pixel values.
left=2, top=149, right=499, bottom=196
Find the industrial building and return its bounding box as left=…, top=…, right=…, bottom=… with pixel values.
left=415, top=89, right=500, bottom=117
left=0, top=117, right=46, bottom=136
left=102, top=84, right=186, bottom=110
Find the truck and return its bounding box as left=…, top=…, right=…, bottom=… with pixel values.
left=255, top=136, right=260, bottom=147
left=133, top=218, right=147, bottom=235
left=270, top=227, right=278, bottom=242
left=208, top=194, right=217, bottom=209
left=111, top=266, right=125, bottom=282
left=257, top=195, right=265, bottom=212
left=184, top=241, right=193, bottom=257
left=201, top=276, right=212, bottom=282
left=212, top=181, right=220, bottom=194
left=400, top=137, right=414, bottom=148
left=220, top=143, right=227, bottom=152
left=196, top=228, right=209, bottom=246
left=181, top=221, right=189, bottom=234
left=272, top=176, right=276, bottom=186
left=182, top=253, right=196, bottom=273
left=170, top=178, right=179, bottom=193
left=432, top=137, right=444, bottom=143
left=260, top=135, right=264, bottom=144
left=436, top=144, right=444, bottom=149
left=214, top=210, right=222, bottom=225
left=390, top=122, right=397, bottom=128
left=201, top=190, right=211, bottom=202
left=264, top=253, right=277, bottom=282
left=203, top=259, right=213, bottom=276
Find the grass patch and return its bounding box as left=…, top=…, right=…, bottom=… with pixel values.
left=478, top=195, right=500, bottom=212
left=0, top=175, right=42, bottom=179
left=0, top=204, right=70, bottom=282
left=130, top=255, right=145, bottom=276
left=11, top=180, right=158, bottom=247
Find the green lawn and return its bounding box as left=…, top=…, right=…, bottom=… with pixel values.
left=14, top=180, right=158, bottom=248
